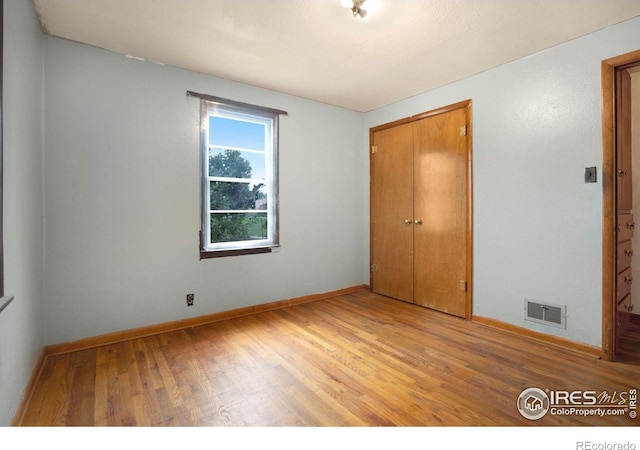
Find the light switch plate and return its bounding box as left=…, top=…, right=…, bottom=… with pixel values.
left=585, top=167, right=597, bottom=183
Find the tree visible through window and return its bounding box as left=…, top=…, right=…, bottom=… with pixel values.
left=196, top=95, right=283, bottom=257
left=209, top=149, right=266, bottom=243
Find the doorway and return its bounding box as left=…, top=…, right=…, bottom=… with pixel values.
left=602, top=49, right=640, bottom=362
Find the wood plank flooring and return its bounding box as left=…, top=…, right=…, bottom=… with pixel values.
left=19, top=291, right=640, bottom=426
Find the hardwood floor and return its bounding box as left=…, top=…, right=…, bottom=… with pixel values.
left=19, top=291, right=640, bottom=426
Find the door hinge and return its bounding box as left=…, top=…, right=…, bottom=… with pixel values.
left=459, top=125, right=467, bottom=136
left=371, top=264, right=378, bottom=273
left=459, top=280, right=467, bottom=291
left=371, top=145, right=378, bottom=154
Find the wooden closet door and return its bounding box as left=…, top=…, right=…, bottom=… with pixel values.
left=371, top=123, right=414, bottom=302
left=413, top=107, right=469, bottom=317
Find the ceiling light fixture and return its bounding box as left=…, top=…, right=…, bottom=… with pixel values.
left=341, top=0, right=367, bottom=19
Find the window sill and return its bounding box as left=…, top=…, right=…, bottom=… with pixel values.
left=200, top=246, right=277, bottom=259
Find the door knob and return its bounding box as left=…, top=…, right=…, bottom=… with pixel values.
left=404, top=219, right=412, bottom=225
left=414, top=219, right=423, bottom=225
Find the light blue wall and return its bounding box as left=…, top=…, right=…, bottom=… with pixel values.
left=3, top=0, right=640, bottom=426
left=42, top=37, right=366, bottom=344
left=364, top=16, right=640, bottom=346
left=0, top=0, right=45, bottom=425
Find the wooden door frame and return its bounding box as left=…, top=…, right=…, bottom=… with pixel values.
left=369, top=99, right=473, bottom=319
left=601, top=49, right=640, bottom=361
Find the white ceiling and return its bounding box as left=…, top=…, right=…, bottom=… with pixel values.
left=33, top=0, right=640, bottom=112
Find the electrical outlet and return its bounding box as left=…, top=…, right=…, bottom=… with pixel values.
left=186, top=293, right=194, bottom=306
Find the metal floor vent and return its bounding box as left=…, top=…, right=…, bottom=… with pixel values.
left=524, top=299, right=566, bottom=329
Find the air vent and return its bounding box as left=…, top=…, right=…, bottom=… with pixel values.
left=524, top=299, right=566, bottom=329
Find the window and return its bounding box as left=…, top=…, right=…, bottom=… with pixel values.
left=191, top=92, right=285, bottom=258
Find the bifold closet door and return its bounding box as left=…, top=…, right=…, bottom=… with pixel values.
left=370, top=122, right=414, bottom=303
left=413, top=108, right=469, bottom=317
left=370, top=101, right=471, bottom=318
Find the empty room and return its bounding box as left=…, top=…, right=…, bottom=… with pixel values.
left=2, top=0, right=640, bottom=441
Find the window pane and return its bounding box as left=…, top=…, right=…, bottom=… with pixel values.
left=209, top=148, right=265, bottom=179
left=210, top=181, right=266, bottom=210
left=210, top=213, right=268, bottom=243
left=209, top=116, right=265, bottom=151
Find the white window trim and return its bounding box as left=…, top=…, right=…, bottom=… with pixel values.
left=192, top=93, right=285, bottom=258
